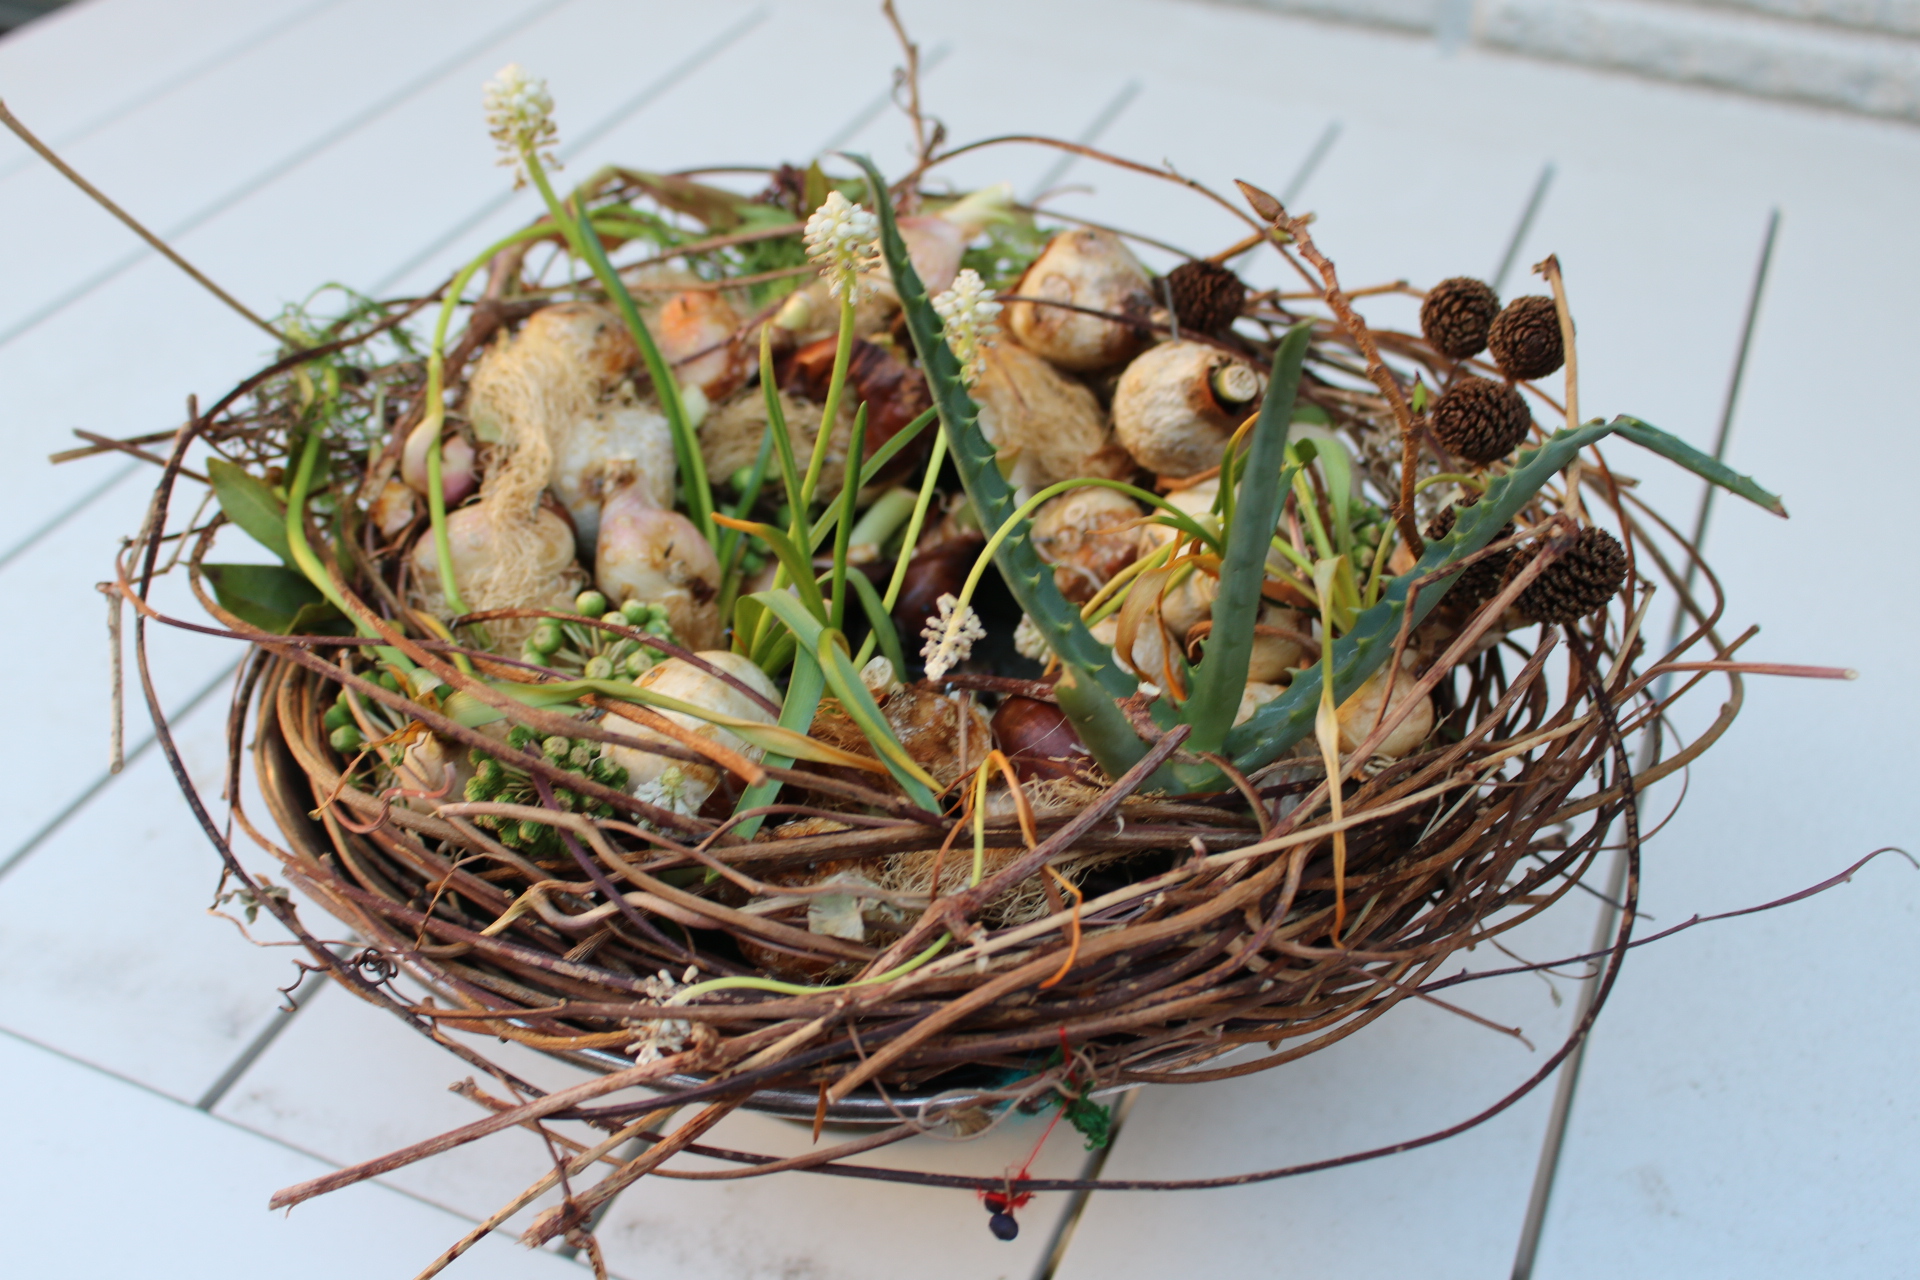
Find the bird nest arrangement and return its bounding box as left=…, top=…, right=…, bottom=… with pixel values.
left=93, top=34, right=1811, bottom=1265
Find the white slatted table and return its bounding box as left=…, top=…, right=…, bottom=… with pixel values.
left=0, top=2, right=1913, bottom=1277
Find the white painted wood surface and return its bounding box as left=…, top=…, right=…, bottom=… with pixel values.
left=0, top=2, right=1912, bottom=1277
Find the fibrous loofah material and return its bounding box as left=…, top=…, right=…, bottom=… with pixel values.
left=1430, top=375, right=1533, bottom=463
left=1419, top=277, right=1499, bottom=359
left=1164, top=260, right=1247, bottom=334
left=1488, top=295, right=1565, bottom=381
left=1425, top=498, right=1515, bottom=605
left=1510, top=526, right=1629, bottom=624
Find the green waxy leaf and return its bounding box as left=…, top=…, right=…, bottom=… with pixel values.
left=206, top=458, right=292, bottom=564
left=1611, top=414, right=1787, bottom=517
left=203, top=563, right=340, bottom=634
left=855, top=153, right=1136, bottom=701
left=1184, top=322, right=1311, bottom=755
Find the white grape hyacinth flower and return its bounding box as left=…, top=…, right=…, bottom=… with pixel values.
left=1012, top=613, right=1048, bottom=663
left=931, top=268, right=1001, bottom=385
left=919, top=593, right=987, bottom=682
left=804, top=190, right=880, bottom=299
left=626, top=967, right=698, bottom=1062
left=483, top=63, right=558, bottom=188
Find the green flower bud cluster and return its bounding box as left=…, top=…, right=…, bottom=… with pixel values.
left=321, top=679, right=402, bottom=756
left=1348, top=502, right=1392, bottom=572
left=519, top=595, right=680, bottom=679
left=462, top=723, right=629, bottom=858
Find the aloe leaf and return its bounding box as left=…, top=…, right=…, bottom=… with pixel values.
left=206, top=458, right=292, bottom=565
left=1611, top=414, right=1787, bottom=517
left=1051, top=663, right=1148, bottom=779
left=1185, top=323, right=1310, bottom=754
left=1223, top=417, right=1621, bottom=768
left=854, top=153, right=1134, bottom=700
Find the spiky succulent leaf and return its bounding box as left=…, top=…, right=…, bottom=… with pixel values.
left=1184, top=322, right=1310, bottom=754
left=854, top=154, right=1134, bottom=700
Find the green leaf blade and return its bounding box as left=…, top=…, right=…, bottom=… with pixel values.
left=852, top=153, right=1135, bottom=701
left=1185, top=322, right=1311, bottom=754
left=206, top=459, right=292, bottom=564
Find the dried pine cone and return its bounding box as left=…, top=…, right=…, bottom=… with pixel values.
left=1164, top=260, right=1247, bottom=334
left=1425, top=499, right=1515, bottom=605
left=1488, top=296, right=1565, bottom=381
left=1509, top=527, right=1628, bottom=624
left=1420, top=277, right=1499, bottom=359
left=1430, top=376, right=1533, bottom=463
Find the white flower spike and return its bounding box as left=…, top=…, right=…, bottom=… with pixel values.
left=919, top=593, right=987, bottom=682
left=1012, top=613, right=1048, bottom=663
left=804, top=190, right=880, bottom=299
left=483, top=63, right=559, bottom=188
left=931, top=268, right=1001, bottom=385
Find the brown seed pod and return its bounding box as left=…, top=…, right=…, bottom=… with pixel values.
left=1488, top=295, right=1565, bottom=381
left=891, top=534, right=982, bottom=649
left=1430, top=376, right=1533, bottom=464
left=991, top=695, right=1091, bottom=782
left=1419, top=276, right=1499, bottom=359
left=1164, top=260, right=1247, bottom=334
left=1509, top=526, right=1629, bottom=624
left=1424, top=498, right=1515, bottom=605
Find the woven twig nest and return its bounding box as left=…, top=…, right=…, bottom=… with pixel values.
left=96, top=43, right=1804, bottom=1265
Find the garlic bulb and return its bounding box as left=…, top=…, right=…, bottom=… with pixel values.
left=1336, top=662, right=1434, bottom=759
left=1006, top=229, right=1153, bottom=371
left=547, top=401, right=674, bottom=555
left=971, top=339, right=1133, bottom=489
left=595, top=485, right=722, bottom=651
left=1030, top=487, right=1142, bottom=603
left=655, top=289, right=746, bottom=403
left=701, top=386, right=851, bottom=500
left=606, top=651, right=779, bottom=816
left=407, top=504, right=586, bottom=648
left=1113, top=340, right=1266, bottom=478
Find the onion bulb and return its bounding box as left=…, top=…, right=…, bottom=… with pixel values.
left=971, top=339, right=1134, bottom=489
left=407, top=503, right=585, bottom=648
left=1030, top=487, right=1142, bottom=604
left=1336, top=662, right=1434, bottom=759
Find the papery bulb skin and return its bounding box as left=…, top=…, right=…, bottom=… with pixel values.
left=1112, top=341, right=1265, bottom=479
left=970, top=339, right=1133, bottom=490
left=1030, top=487, right=1142, bottom=605
left=1006, top=229, right=1153, bottom=371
